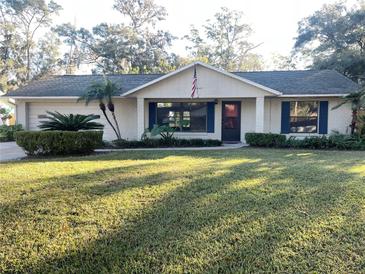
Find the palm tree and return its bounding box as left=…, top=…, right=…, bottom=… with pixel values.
left=78, top=80, right=121, bottom=139
left=104, top=79, right=122, bottom=139
left=332, top=88, right=365, bottom=135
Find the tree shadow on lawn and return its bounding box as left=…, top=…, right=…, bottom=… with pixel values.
left=14, top=149, right=365, bottom=273
left=2, top=153, right=249, bottom=272
left=0, top=158, right=197, bottom=226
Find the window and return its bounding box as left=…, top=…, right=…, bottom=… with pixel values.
left=290, top=101, right=318, bottom=133
left=156, top=102, right=207, bottom=132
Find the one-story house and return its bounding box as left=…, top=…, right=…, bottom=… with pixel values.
left=3, top=62, right=360, bottom=142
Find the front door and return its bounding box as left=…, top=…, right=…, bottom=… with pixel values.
left=222, top=101, right=241, bottom=142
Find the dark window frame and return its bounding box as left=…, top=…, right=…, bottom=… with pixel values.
left=289, top=101, right=319, bottom=134
left=156, top=102, right=208, bottom=132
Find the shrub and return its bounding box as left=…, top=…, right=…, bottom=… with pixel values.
left=245, top=133, right=286, bottom=147
left=245, top=132, right=365, bottom=150
left=149, top=125, right=176, bottom=144
left=187, top=139, right=205, bottom=147
left=300, top=136, right=329, bottom=149
left=174, top=138, right=220, bottom=147
left=111, top=139, right=160, bottom=148
left=38, top=111, right=104, bottom=131
left=110, top=138, right=222, bottom=149
left=328, top=133, right=365, bottom=150
left=0, top=106, right=12, bottom=124
left=15, top=131, right=103, bottom=156
left=284, top=136, right=303, bottom=148
left=0, top=124, right=23, bottom=142
left=205, top=139, right=223, bottom=146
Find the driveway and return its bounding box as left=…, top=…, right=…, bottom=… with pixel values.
left=0, top=142, right=26, bottom=162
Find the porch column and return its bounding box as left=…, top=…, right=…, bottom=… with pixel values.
left=15, top=100, right=28, bottom=130
left=255, top=97, right=265, bottom=133
left=137, top=97, right=145, bottom=140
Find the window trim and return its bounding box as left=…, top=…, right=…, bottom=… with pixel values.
left=289, top=100, right=319, bottom=134
left=156, top=102, right=208, bottom=133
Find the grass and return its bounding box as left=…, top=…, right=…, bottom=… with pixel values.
left=0, top=148, right=365, bottom=273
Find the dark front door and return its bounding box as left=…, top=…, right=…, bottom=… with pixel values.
left=222, top=101, right=241, bottom=142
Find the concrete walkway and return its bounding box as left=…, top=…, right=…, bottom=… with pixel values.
left=0, top=142, right=26, bottom=162
left=95, top=142, right=247, bottom=152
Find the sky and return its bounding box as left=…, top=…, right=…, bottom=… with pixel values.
left=53, top=0, right=357, bottom=71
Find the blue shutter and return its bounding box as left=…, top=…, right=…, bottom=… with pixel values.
left=148, top=102, right=157, bottom=129
left=319, top=101, right=328, bottom=134
left=207, top=102, right=215, bottom=133
left=281, top=101, right=290, bottom=134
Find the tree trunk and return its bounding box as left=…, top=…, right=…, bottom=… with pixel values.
left=26, top=44, right=31, bottom=81
left=350, top=109, right=358, bottom=135
left=99, top=103, right=120, bottom=139
left=111, top=111, right=122, bottom=139
left=107, top=101, right=121, bottom=139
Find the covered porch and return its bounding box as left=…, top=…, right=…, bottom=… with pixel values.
left=122, top=62, right=280, bottom=142
left=136, top=97, right=267, bottom=142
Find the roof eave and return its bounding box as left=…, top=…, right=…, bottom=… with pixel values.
left=0, top=95, right=124, bottom=99
left=279, top=93, right=348, bottom=97
left=2, top=93, right=349, bottom=100
left=1, top=96, right=80, bottom=99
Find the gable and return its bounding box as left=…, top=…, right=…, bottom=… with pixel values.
left=124, top=64, right=279, bottom=99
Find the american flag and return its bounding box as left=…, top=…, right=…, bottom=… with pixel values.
left=191, top=65, right=197, bottom=98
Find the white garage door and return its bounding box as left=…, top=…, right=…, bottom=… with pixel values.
left=28, top=99, right=137, bottom=141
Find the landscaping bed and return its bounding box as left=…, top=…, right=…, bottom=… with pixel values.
left=105, top=138, right=222, bottom=149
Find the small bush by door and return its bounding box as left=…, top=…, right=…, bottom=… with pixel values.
left=245, top=133, right=286, bottom=147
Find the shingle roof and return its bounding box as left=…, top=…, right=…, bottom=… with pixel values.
left=6, top=74, right=163, bottom=97
left=233, top=70, right=359, bottom=95
left=5, top=69, right=359, bottom=97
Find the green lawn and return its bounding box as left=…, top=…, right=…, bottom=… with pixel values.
left=1, top=148, right=365, bottom=273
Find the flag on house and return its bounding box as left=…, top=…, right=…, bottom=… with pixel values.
left=191, top=65, right=197, bottom=98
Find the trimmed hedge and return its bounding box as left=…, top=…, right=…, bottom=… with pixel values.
left=0, top=124, right=23, bottom=142
left=245, top=132, right=365, bottom=150
left=109, top=138, right=222, bottom=149
left=285, top=136, right=330, bottom=149
left=15, top=130, right=103, bottom=156
left=245, top=133, right=286, bottom=147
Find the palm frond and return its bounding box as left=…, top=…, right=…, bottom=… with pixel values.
left=331, top=99, right=349, bottom=110
left=77, top=79, right=121, bottom=139
left=332, top=89, right=365, bottom=110
left=105, top=79, right=118, bottom=98
left=38, top=111, right=104, bottom=131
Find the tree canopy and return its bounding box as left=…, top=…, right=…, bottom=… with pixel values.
left=54, top=0, right=177, bottom=74
left=0, top=0, right=62, bottom=92
left=293, top=1, right=365, bottom=83
left=184, top=7, right=264, bottom=71
left=2, top=0, right=364, bottom=95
